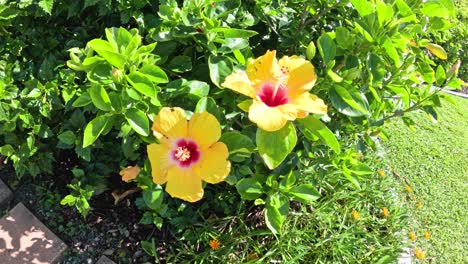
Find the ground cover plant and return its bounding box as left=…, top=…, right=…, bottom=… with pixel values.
left=0, top=0, right=465, bottom=262
left=384, top=95, right=468, bottom=263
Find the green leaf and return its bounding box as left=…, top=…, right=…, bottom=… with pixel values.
left=327, top=69, right=343, bottom=82
left=350, top=0, right=374, bottom=17
left=354, top=22, right=374, bottom=42
left=60, top=195, right=76, bottom=206
left=212, top=27, right=258, bottom=38
left=88, top=39, right=127, bottom=69
left=368, top=53, right=385, bottom=84
left=297, top=116, right=340, bottom=153
left=418, top=62, right=435, bottom=83
left=127, top=72, right=157, bottom=97
left=125, top=108, right=149, bottom=136
left=421, top=0, right=454, bottom=18
left=89, top=85, right=112, bottom=111
left=208, top=55, right=233, bottom=88
left=265, top=193, right=289, bottom=234
left=167, top=56, right=192, bottom=73
left=38, top=0, right=54, bottom=15
left=376, top=0, right=394, bottom=25
left=0, top=144, right=15, bottom=156
left=329, top=84, right=370, bottom=117
left=87, top=62, right=113, bottom=84
left=220, top=131, right=256, bottom=162
left=237, top=99, right=252, bottom=112
left=395, top=0, right=413, bottom=16
left=236, top=178, right=263, bottom=200
left=287, top=184, right=320, bottom=203
left=256, top=123, right=297, bottom=170
left=279, top=171, right=296, bottom=189
left=435, top=65, right=446, bottom=86
left=83, top=115, right=110, bottom=147
left=350, top=163, right=373, bottom=175
left=342, top=164, right=361, bottom=189
left=143, top=185, right=164, bottom=210
left=139, top=64, right=168, bottom=84
left=317, top=34, right=336, bottom=64
left=141, top=239, right=156, bottom=257
left=382, top=37, right=400, bottom=67
left=187, top=81, right=210, bottom=98
left=195, top=97, right=221, bottom=121
left=335, top=27, right=353, bottom=49
left=423, top=105, right=438, bottom=121
left=58, top=131, right=76, bottom=145
left=105, top=27, right=133, bottom=53
left=72, top=93, right=92, bottom=107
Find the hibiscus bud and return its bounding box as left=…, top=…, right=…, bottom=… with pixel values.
left=306, top=41, right=316, bottom=60
left=450, top=59, right=461, bottom=74
left=120, top=165, right=140, bottom=182
left=112, top=68, right=124, bottom=84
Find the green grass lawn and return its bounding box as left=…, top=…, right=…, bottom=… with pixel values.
left=384, top=94, right=468, bottom=263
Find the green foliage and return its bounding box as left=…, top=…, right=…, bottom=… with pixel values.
left=0, top=0, right=465, bottom=262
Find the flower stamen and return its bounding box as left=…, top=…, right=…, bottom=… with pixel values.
left=174, top=146, right=191, bottom=161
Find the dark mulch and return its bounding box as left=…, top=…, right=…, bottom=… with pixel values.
left=0, top=159, right=156, bottom=264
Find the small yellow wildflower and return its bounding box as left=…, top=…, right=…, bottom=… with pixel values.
left=424, top=230, right=431, bottom=240
left=417, top=200, right=422, bottom=209
left=405, top=184, right=413, bottom=193
left=409, top=231, right=416, bottom=241
left=414, top=248, right=425, bottom=259
left=382, top=207, right=390, bottom=218
left=209, top=239, right=221, bottom=250
left=120, top=165, right=141, bottom=182
left=352, top=209, right=360, bottom=220
left=378, top=169, right=385, bottom=177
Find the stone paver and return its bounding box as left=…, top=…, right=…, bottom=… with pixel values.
left=0, top=203, right=67, bottom=264
left=398, top=247, right=412, bottom=264
left=0, top=179, right=13, bottom=207
left=97, top=255, right=117, bottom=264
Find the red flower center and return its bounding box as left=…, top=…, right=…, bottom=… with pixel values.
left=257, top=82, right=289, bottom=107
left=172, top=139, right=200, bottom=167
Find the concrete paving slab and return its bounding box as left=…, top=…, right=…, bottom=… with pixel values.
left=0, top=203, right=67, bottom=264
left=398, top=247, right=412, bottom=264
left=0, top=178, right=13, bottom=207
left=97, top=255, right=117, bottom=264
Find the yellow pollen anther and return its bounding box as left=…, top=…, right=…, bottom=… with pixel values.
left=175, top=146, right=191, bottom=161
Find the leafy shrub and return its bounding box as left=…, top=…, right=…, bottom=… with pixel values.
left=0, top=0, right=464, bottom=262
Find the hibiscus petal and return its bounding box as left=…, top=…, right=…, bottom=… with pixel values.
left=278, top=56, right=317, bottom=95
left=249, top=100, right=290, bottom=131
left=147, top=143, right=172, bottom=184
left=221, top=71, right=256, bottom=98
left=247, top=50, right=278, bottom=85
left=165, top=166, right=204, bottom=202
left=152, top=107, right=188, bottom=140
left=194, top=142, right=231, bottom=184
left=120, top=165, right=141, bottom=182
left=291, top=93, right=328, bottom=115
left=188, top=112, right=221, bottom=149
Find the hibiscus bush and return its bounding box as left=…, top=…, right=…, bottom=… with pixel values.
left=0, top=0, right=464, bottom=262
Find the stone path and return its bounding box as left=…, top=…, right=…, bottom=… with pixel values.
left=0, top=179, right=115, bottom=264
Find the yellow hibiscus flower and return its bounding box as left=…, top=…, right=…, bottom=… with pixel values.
left=147, top=107, right=231, bottom=202
left=221, top=50, right=327, bottom=131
